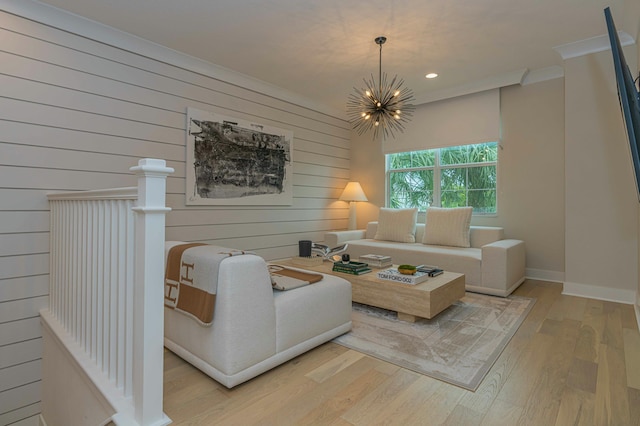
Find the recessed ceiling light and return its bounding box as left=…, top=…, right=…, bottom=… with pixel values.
left=425, top=73, right=438, bottom=79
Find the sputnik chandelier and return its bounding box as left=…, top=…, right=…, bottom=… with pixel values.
left=347, top=36, right=415, bottom=139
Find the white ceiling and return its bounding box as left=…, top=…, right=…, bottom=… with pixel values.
left=32, top=0, right=639, bottom=113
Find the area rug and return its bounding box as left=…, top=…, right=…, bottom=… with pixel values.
left=332, top=293, right=535, bottom=391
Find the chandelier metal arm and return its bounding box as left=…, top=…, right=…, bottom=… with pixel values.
left=346, top=35, right=415, bottom=140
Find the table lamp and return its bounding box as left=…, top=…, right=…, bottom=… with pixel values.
left=339, top=182, right=368, bottom=230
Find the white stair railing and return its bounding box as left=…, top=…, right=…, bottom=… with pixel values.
left=43, top=158, right=174, bottom=426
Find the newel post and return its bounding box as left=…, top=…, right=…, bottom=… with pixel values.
left=130, top=158, right=174, bottom=426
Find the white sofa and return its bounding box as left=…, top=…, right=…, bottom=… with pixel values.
left=325, top=222, right=526, bottom=297
left=163, top=241, right=352, bottom=388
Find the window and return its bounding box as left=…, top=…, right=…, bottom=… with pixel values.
left=387, top=142, right=498, bottom=214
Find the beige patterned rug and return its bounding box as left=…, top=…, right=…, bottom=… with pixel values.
left=332, top=293, right=535, bottom=391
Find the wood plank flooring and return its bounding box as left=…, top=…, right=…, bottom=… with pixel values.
left=163, top=280, right=640, bottom=425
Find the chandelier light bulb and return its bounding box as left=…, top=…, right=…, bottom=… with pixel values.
left=346, top=36, right=415, bottom=139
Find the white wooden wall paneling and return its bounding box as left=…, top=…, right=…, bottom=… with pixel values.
left=0, top=98, right=184, bottom=144
left=0, top=254, right=48, bottom=279
left=0, top=382, right=40, bottom=416
left=1, top=143, right=183, bottom=177
left=292, top=162, right=350, bottom=179
left=166, top=206, right=345, bottom=226
left=293, top=186, right=345, bottom=199
left=0, top=15, right=349, bottom=133
left=0, top=297, right=48, bottom=323
left=0, top=315, right=41, bottom=423
left=0, top=8, right=352, bottom=422
left=0, top=96, right=348, bottom=185
left=0, top=360, right=42, bottom=393
left=1, top=173, right=346, bottom=208
left=7, top=4, right=348, bottom=126
left=0, top=402, right=40, bottom=426
left=0, top=189, right=50, bottom=210
left=1, top=166, right=184, bottom=193
left=212, top=231, right=331, bottom=251
left=0, top=27, right=350, bottom=142
left=1, top=151, right=186, bottom=188
left=293, top=174, right=347, bottom=189
left=0, top=317, right=42, bottom=347
left=295, top=138, right=349, bottom=158
left=0, top=35, right=350, bottom=155
left=0, top=339, right=42, bottom=370
left=165, top=219, right=344, bottom=243
left=0, top=233, right=48, bottom=256
left=171, top=184, right=345, bottom=202
left=0, top=73, right=184, bottom=129
left=252, top=245, right=315, bottom=262
left=0, top=212, right=48, bottom=232
left=0, top=121, right=185, bottom=161
left=1, top=142, right=343, bottom=193
left=165, top=225, right=347, bottom=252
left=0, top=276, right=49, bottom=303
left=167, top=208, right=345, bottom=226
left=166, top=196, right=344, bottom=211
left=295, top=151, right=350, bottom=169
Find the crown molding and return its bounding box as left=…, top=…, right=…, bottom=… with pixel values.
left=521, top=66, right=565, bottom=85
left=553, top=31, right=636, bottom=60
left=413, top=68, right=528, bottom=105
left=0, top=0, right=348, bottom=121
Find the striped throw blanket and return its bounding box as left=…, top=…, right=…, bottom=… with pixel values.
left=164, top=243, right=255, bottom=326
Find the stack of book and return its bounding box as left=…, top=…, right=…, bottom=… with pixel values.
left=376, top=268, right=429, bottom=285
left=332, top=261, right=372, bottom=275
left=358, top=254, right=392, bottom=268
left=417, top=265, right=444, bottom=277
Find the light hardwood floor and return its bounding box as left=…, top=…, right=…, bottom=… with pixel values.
left=163, top=280, right=640, bottom=425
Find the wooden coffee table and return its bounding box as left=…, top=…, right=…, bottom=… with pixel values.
left=276, top=259, right=465, bottom=322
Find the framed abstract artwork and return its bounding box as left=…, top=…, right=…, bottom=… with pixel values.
left=185, top=108, right=294, bottom=205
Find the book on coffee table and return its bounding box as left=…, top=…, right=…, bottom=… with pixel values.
left=417, top=265, right=444, bottom=277
left=377, top=268, right=429, bottom=285
left=359, top=254, right=393, bottom=268
left=332, top=266, right=372, bottom=275
left=332, top=261, right=372, bottom=275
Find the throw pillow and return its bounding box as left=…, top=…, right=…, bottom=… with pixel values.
left=423, top=206, right=473, bottom=247
left=374, top=208, right=418, bottom=243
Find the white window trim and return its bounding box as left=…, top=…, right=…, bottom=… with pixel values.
left=386, top=143, right=498, bottom=214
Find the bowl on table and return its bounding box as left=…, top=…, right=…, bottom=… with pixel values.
left=397, top=264, right=417, bottom=275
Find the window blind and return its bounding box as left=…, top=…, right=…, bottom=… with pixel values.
left=382, top=88, right=500, bottom=154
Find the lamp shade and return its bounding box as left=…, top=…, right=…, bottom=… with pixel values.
left=339, top=182, right=368, bottom=202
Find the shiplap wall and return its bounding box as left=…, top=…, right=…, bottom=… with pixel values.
left=0, top=8, right=351, bottom=424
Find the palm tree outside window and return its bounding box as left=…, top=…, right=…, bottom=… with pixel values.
left=387, top=142, right=498, bottom=214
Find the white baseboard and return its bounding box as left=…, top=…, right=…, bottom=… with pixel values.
left=562, top=281, right=636, bottom=305
left=525, top=267, right=564, bottom=283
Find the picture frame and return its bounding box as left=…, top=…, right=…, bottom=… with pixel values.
left=185, top=107, right=294, bottom=205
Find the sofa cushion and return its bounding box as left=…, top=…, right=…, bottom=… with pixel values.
left=344, top=239, right=482, bottom=287
left=423, top=207, right=472, bottom=248
left=273, top=275, right=352, bottom=352
left=374, top=208, right=418, bottom=243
